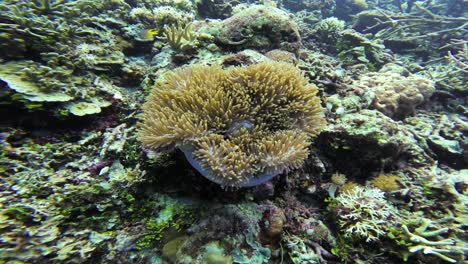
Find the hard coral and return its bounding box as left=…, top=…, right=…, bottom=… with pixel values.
left=161, top=23, right=198, bottom=52
left=354, top=70, right=435, bottom=118
left=139, top=62, right=325, bottom=187
left=334, top=186, right=397, bottom=242
left=265, top=49, right=297, bottom=64
left=211, top=5, right=302, bottom=52
left=371, top=174, right=401, bottom=192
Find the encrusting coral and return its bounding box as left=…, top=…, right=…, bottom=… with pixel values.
left=139, top=62, right=325, bottom=187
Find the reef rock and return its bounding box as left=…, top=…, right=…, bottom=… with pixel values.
left=209, top=5, right=302, bottom=52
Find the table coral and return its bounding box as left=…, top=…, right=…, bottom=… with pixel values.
left=139, top=62, right=325, bottom=187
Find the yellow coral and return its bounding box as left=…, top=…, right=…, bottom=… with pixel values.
left=139, top=62, right=325, bottom=187
left=338, top=181, right=359, bottom=195
left=161, top=23, right=198, bottom=51
left=371, top=174, right=401, bottom=192
left=331, top=172, right=347, bottom=186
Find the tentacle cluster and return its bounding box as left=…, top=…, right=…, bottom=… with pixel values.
left=139, top=62, right=325, bottom=187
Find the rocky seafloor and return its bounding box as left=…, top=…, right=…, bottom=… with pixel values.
left=0, top=0, right=467, bottom=263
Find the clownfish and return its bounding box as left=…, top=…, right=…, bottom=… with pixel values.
left=230, top=142, right=242, bottom=153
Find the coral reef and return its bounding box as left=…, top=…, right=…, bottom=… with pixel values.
left=196, top=0, right=239, bottom=19
left=0, top=0, right=466, bottom=263
left=354, top=68, right=435, bottom=118
left=160, top=23, right=199, bottom=52
left=332, top=186, right=398, bottom=242
left=206, top=5, right=302, bottom=52
left=0, top=0, right=141, bottom=116
left=318, top=110, right=433, bottom=177
left=140, top=62, right=325, bottom=187
left=0, top=125, right=143, bottom=262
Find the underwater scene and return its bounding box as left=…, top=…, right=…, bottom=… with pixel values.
left=0, top=0, right=467, bottom=263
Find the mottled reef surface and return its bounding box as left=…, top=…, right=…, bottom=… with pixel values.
left=0, top=0, right=467, bottom=263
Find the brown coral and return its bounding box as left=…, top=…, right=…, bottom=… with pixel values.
left=354, top=70, right=435, bottom=118
left=265, top=49, right=297, bottom=64
left=371, top=174, right=402, bottom=192
left=139, top=62, right=325, bottom=187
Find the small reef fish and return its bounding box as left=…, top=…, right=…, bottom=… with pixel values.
left=139, top=28, right=159, bottom=40
left=230, top=142, right=242, bottom=153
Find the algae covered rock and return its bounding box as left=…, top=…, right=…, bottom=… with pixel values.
left=221, top=49, right=270, bottom=66
left=318, top=110, right=433, bottom=177
left=309, top=17, right=346, bottom=53
left=0, top=61, right=73, bottom=103
left=265, top=49, right=297, bottom=64
left=207, top=5, right=302, bottom=52
left=334, top=0, right=368, bottom=20
left=0, top=60, right=115, bottom=116
left=139, top=62, right=325, bottom=187
left=196, top=0, right=238, bottom=19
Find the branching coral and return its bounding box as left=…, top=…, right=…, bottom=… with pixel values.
left=333, top=186, right=398, bottom=242
left=139, top=62, right=325, bottom=187
left=427, top=39, right=468, bottom=93
left=160, top=23, right=198, bottom=51
left=353, top=7, right=468, bottom=54
left=396, top=218, right=467, bottom=263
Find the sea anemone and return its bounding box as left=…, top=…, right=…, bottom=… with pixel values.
left=139, top=62, right=325, bottom=187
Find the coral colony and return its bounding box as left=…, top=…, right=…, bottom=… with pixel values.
left=0, top=0, right=466, bottom=263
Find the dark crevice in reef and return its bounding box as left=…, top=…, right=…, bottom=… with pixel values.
left=0, top=101, right=121, bottom=144
left=142, top=149, right=250, bottom=202
left=316, top=132, right=405, bottom=182
left=123, top=42, right=154, bottom=57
